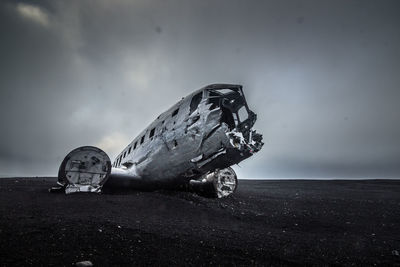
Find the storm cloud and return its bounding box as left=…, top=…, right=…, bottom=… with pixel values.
left=0, top=0, right=399, bottom=178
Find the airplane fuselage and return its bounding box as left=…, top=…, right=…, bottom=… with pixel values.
left=108, top=84, right=263, bottom=188
left=55, top=84, right=263, bottom=197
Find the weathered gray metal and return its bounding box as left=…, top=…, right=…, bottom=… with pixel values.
left=56, top=146, right=111, bottom=193
left=54, top=84, right=263, bottom=197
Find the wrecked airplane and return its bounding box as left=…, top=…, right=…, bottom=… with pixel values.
left=53, top=84, right=263, bottom=198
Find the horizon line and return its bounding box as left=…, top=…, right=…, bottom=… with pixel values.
left=0, top=176, right=399, bottom=180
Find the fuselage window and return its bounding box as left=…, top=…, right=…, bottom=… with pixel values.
left=190, top=92, right=202, bottom=114
left=149, top=127, right=155, bottom=138
left=128, top=147, right=131, bottom=154
left=123, top=151, right=126, bottom=158
left=172, top=108, right=179, bottom=117
left=134, top=141, right=137, bottom=149
left=140, top=135, right=145, bottom=144
left=119, top=155, right=122, bottom=166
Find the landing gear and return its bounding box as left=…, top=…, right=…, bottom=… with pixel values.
left=213, top=167, right=238, bottom=198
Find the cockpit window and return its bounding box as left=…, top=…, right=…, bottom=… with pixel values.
left=238, top=106, right=248, bottom=122
left=205, top=88, right=247, bottom=130
left=212, top=88, right=236, bottom=95
left=190, top=92, right=202, bottom=114
left=207, top=91, right=220, bottom=110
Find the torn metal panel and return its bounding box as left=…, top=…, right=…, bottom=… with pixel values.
left=53, top=84, right=263, bottom=198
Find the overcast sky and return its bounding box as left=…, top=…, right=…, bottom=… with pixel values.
left=0, top=0, right=399, bottom=178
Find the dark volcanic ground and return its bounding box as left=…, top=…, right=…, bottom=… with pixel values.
left=0, top=178, right=399, bottom=266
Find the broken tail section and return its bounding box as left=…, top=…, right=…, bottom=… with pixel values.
left=51, top=146, right=112, bottom=194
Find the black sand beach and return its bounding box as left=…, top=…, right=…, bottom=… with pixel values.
left=0, top=178, right=399, bottom=266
